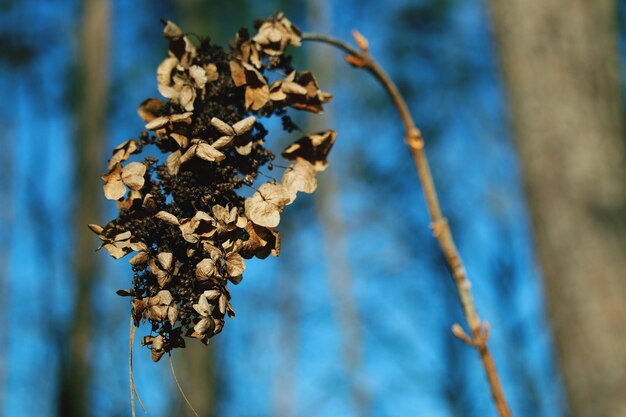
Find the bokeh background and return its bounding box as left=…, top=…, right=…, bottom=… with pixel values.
left=1, top=1, right=625, bottom=417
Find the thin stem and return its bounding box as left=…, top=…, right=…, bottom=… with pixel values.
left=302, top=32, right=513, bottom=417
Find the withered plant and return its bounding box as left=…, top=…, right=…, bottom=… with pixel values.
left=91, top=13, right=512, bottom=417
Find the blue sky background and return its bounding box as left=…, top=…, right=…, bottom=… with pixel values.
left=3, top=0, right=615, bottom=416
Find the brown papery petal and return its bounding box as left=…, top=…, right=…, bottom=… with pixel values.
left=137, top=98, right=165, bottom=123
left=102, top=164, right=125, bottom=200
left=156, top=210, right=180, bottom=225
left=229, top=60, right=247, bottom=87
left=196, top=258, right=217, bottom=281
left=158, top=252, right=174, bottom=270
left=145, top=116, right=169, bottom=131
left=233, top=116, right=256, bottom=135
left=163, top=20, right=184, bottom=39
left=121, top=162, right=146, bottom=191
left=211, top=117, right=235, bottom=136
left=245, top=84, right=270, bottom=110
left=226, top=252, right=245, bottom=277
left=244, top=183, right=291, bottom=228
left=195, top=142, right=225, bottom=162
left=157, top=57, right=178, bottom=89
left=165, top=150, right=182, bottom=175
left=282, top=160, right=317, bottom=200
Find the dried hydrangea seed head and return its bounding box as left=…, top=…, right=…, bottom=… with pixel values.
left=92, top=14, right=335, bottom=360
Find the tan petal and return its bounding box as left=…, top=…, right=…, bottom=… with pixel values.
left=226, top=252, right=245, bottom=278
left=235, top=141, right=254, bottom=156
left=218, top=294, right=227, bottom=315
left=121, top=162, right=146, bottom=191
left=203, top=289, right=221, bottom=300
left=179, top=144, right=198, bottom=165
left=232, top=116, right=256, bottom=135
left=156, top=210, right=180, bottom=225
left=211, top=204, right=229, bottom=223
left=156, top=270, right=172, bottom=288
left=163, top=20, right=184, bottom=39
left=229, top=59, right=246, bottom=87
left=88, top=224, right=104, bottom=235
left=169, top=133, right=189, bottom=149
left=114, top=231, right=132, bottom=241
left=137, top=98, right=165, bottom=123
left=245, top=84, right=270, bottom=110
left=282, top=81, right=307, bottom=95
left=193, top=317, right=213, bottom=335
left=109, top=139, right=139, bottom=170
left=282, top=160, right=317, bottom=201
left=205, top=63, right=219, bottom=82
left=145, top=116, right=169, bottom=131
left=157, top=252, right=174, bottom=270
left=244, top=183, right=291, bottom=228
left=210, top=117, right=235, bottom=136
left=167, top=306, right=178, bottom=326
left=169, top=112, right=193, bottom=123
left=179, top=84, right=196, bottom=111
left=129, top=251, right=149, bottom=266
left=129, top=241, right=147, bottom=252
left=196, top=258, right=217, bottom=281
left=102, top=164, right=125, bottom=200
left=193, top=295, right=213, bottom=316
left=165, top=150, right=182, bottom=175
left=195, top=142, right=225, bottom=162
left=157, top=57, right=178, bottom=91
left=103, top=243, right=127, bottom=259
left=150, top=335, right=165, bottom=362
left=212, top=135, right=234, bottom=149
left=189, top=65, right=208, bottom=88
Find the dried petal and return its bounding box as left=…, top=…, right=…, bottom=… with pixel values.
left=282, top=130, right=336, bottom=171
left=253, top=13, right=301, bottom=56
left=163, top=20, right=184, bottom=39
left=244, top=183, right=291, bottom=228
left=121, top=162, right=146, bottom=191
left=88, top=224, right=104, bottom=235
left=205, top=63, right=219, bottom=81
left=129, top=251, right=149, bottom=266
left=137, top=98, right=165, bottom=123
left=156, top=210, right=180, bottom=225
left=195, top=142, right=225, bottom=162
left=196, top=258, right=217, bottom=281
left=102, top=163, right=125, bottom=200
left=282, top=160, right=317, bottom=202
left=225, top=252, right=245, bottom=278
left=109, top=139, right=139, bottom=170
left=166, top=150, right=182, bottom=175
left=157, top=252, right=174, bottom=271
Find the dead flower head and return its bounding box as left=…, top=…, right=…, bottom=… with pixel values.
left=91, top=14, right=335, bottom=361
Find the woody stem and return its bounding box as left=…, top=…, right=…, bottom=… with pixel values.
left=301, top=32, right=513, bottom=417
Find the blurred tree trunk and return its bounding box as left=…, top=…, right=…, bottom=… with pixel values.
left=57, top=0, right=109, bottom=415
left=0, top=117, right=11, bottom=417
left=307, top=2, right=370, bottom=417
left=487, top=1, right=626, bottom=416
left=271, top=249, right=299, bottom=417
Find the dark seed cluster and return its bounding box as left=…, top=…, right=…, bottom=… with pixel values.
left=90, top=14, right=336, bottom=361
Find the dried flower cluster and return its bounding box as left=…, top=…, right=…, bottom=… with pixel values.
left=90, top=14, right=335, bottom=361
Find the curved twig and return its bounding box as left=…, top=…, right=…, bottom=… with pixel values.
left=301, top=32, right=513, bottom=417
